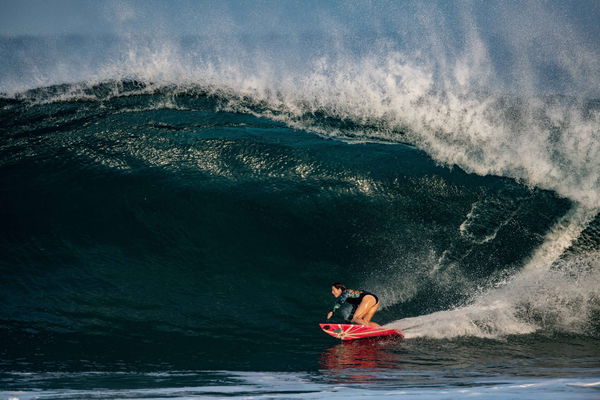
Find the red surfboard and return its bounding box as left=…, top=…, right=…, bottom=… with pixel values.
left=319, top=323, right=404, bottom=341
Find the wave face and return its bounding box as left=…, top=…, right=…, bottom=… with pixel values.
left=1, top=83, right=599, bottom=371
left=1, top=2, right=599, bottom=372
left=2, top=30, right=599, bottom=209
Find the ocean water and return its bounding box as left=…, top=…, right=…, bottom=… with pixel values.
left=1, top=6, right=600, bottom=398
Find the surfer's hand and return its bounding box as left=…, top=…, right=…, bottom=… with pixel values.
left=327, top=312, right=333, bottom=320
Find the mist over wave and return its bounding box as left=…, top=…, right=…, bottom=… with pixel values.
left=388, top=206, right=600, bottom=339
left=2, top=13, right=599, bottom=208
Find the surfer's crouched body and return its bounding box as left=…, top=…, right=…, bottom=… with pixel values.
left=327, top=283, right=381, bottom=327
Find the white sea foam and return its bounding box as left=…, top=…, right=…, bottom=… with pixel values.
left=387, top=205, right=599, bottom=339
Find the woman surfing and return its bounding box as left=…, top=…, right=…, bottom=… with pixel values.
left=326, top=283, right=380, bottom=327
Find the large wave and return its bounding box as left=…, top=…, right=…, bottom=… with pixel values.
left=1, top=2, right=599, bottom=345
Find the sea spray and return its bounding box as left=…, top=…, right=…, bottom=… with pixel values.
left=387, top=205, right=599, bottom=338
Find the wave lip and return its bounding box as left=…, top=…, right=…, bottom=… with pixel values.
left=4, top=67, right=599, bottom=211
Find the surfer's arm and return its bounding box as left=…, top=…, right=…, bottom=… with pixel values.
left=330, top=291, right=349, bottom=315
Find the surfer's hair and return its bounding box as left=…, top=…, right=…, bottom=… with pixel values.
left=331, top=282, right=346, bottom=291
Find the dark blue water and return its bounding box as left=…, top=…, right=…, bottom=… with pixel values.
left=1, top=82, right=599, bottom=399
left=1, top=28, right=600, bottom=398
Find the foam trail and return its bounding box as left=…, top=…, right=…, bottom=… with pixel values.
left=387, top=205, right=598, bottom=339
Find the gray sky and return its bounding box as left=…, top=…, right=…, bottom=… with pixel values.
left=1, top=0, right=597, bottom=39
left=0, top=0, right=399, bottom=36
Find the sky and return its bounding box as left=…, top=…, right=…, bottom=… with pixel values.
left=0, top=0, right=396, bottom=36
left=1, top=0, right=598, bottom=41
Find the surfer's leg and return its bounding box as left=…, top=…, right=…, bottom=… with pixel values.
left=351, top=295, right=380, bottom=327
left=363, top=302, right=379, bottom=324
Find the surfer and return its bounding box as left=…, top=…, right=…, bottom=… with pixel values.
left=326, top=283, right=381, bottom=327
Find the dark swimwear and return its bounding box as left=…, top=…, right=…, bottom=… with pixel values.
left=331, top=289, right=379, bottom=320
